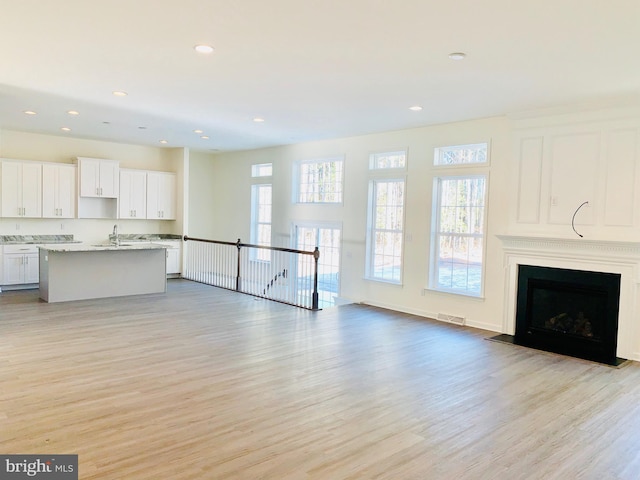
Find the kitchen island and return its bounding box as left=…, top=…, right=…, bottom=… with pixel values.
left=39, top=243, right=167, bottom=303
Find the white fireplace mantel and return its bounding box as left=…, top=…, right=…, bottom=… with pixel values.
left=498, top=235, right=640, bottom=361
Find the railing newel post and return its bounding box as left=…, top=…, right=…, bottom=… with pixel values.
left=312, top=247, right=320, bottom=310
left=236, top=238, right=242, bottom=292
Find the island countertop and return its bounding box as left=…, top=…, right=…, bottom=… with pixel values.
left=39, top=243, right=169, bottom=253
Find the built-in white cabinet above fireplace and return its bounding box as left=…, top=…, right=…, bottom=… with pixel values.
left=509, top=108, right=640, bottom=240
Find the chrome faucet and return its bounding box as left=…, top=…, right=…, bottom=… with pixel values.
left=112, top=224, right=119, bottom=246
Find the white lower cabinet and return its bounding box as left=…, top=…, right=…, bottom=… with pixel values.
left=144, top=241, right=181, bottom=275
left=1, top=245, right=39, bottom=285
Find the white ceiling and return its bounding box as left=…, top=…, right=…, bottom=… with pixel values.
left=0, top=0, right=638, bottom=153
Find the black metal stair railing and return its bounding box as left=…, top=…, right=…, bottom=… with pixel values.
left=182, top=236, right=320, bottom=310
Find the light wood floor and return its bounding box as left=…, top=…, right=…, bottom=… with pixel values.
left=2, top=280, right=640, bottom=479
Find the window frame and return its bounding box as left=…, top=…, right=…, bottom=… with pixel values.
left=293, top=156, right=345, bottom=204
left=250, top=183, right=272, bottom=262
left=251, top=163, right=273, bottom=177
left=365, top=149, right=408, bottom=285
left=428, top=172, right=488, bottom=298
left=433, top=141, right=491, bottom=168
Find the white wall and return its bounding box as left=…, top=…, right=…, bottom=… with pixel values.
left=190, top=116, right=512, bottom=332
left=0, top=129, right=184, bottom=243
left=187, top=151, right=218, bottom=239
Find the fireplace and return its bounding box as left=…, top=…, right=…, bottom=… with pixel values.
left=514, top=265, right=621, bottom=365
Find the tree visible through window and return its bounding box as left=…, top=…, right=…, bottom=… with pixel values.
left=296, top=157, right=343, bottom=203
left=431, top=175, right=486, bottom=296
left=367, top=179, right=405, bottom=283
left=366, top=150, right=406, bottom=284
left=250, top=184, right=272, bottom=261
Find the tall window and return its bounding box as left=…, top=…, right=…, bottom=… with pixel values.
left=295, top=157, right=344, bottom=203
left=430, top=175, right=486, bottom=296
left=430, top=142, right=488, bottom=296
left=366, top=150, right=406, bottom=284
left=251, top=162, right=272, bottom=261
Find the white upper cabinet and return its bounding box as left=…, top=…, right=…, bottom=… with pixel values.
left=78, top=157, right=119, bottom=198
left=147, top=171, right=176, bottom=220
left=42, top=163, right=76, bottom=218
left=119, top=169, right=147, bottom=219
left=1, top=160, right=42, bottom=218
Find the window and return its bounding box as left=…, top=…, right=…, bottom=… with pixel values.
left=365, top=150, right=407, bottom=283
left=370, top=151, right=406, bottom=170
left=250, top=184, right=272, bottom=261
left=252, top=163, right=272, bottom=177
left=434, top=143, right=488, bottom=166
left=295, top=224, right=341, bottom=308
left=295, top=157, right=344, bottom=203
left=430, top=175, right=486, bottom=296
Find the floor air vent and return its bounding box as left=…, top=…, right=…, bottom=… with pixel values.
left=437, top=313, right=466, bottom=326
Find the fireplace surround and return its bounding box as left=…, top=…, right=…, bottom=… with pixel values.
left=514, top=264, right=621, bottom=364
left=498, top=235, right=640, bottom=363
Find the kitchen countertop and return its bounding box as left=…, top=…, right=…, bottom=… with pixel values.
left=0, top=234, right=81, bottom=245
left=0, top=234, right=182, bottom=245
left=116, top=234, right=182, bottom=242
left=39, top=243, right=169, bottom=253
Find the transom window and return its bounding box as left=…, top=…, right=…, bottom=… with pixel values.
left=370, top=151, right=406, bottom=170
left=251, top=163, right=272, bottom=177
left=295, top=157, right=344, bottom=203
left=434, top=143, right=488, bottom=166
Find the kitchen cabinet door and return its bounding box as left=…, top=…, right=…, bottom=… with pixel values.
left=78, top=157, right=119, bottom=198
left=119, top=170, right=147, bottom=219
left=1, top=160, right=42, bottom=218
left=147, top=172, right=176, bottom=220
left=24, top=253, right=39, bottom=283
left=2, top=255, right=24, bottom=284
left=43, top=164, right=76, bottom=218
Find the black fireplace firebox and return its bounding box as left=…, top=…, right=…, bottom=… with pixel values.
left=514, top=265, right=622, bottom=365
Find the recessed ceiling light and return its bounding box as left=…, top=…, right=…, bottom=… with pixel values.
left=448, top=52, right=466, bottom=60
left=253, top=117, right=265, bottom=123
left=194, top=44, right=214, bottom=54
left=409, top=105, right=423, bottom=111
left=193, top=129, right=203, bottom=134
left=159, top=140, right=168, bottom=144
left=200, top=135, right=210, bottom=139
left=61, top=127, right=71, bottom=132
left=23, top=110, right=37, bottom=115
left=112, top=91, right=128, bottom=97
left=67, top=110, right=79, bottom=115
